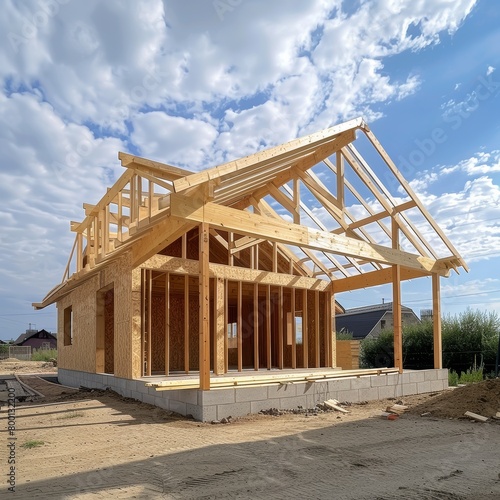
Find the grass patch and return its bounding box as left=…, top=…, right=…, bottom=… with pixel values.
left=56, top=411, right=84, bottom=420
left=22, top=440, right=44, bottom=449
left=31, top=349, right=57, bottom=362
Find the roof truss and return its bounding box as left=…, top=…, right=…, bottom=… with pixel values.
left=34, top=117, right=467, bottom=309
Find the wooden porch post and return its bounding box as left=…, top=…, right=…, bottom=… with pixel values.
left=329, top=288, right=336, bottom=368
left=432, top=274, right=443, bottom=369
left=392, top=220, right=403, bottom=373
left=199, top=222, right=211, bottom=390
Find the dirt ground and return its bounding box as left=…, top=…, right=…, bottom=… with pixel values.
left=0, top=359, right=57, bottom=374
left=1, top=367, right=499, bottom=499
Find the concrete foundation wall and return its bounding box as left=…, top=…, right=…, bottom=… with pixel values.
left=58, top=368, right=449, bottom=422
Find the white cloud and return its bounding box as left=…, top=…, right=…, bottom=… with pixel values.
left=0, top=91, right=125, bottom=303
left=486, top=65, right=495, bottom=76
left=131, top=112, right=218, bottom=169
left=0, top=0, right=483, bottom=337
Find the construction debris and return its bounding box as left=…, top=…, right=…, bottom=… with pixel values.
left=323, top=399, right=349, bottom=413
left=386, top=404, right=408, bottom=414
left=464, top=411, right=489, bottom=423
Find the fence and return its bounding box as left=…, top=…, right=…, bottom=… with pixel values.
left=7, top=346, right=32, bottom=361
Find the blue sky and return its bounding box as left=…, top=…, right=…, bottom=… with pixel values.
left=0, top=0, right=499, bottom=340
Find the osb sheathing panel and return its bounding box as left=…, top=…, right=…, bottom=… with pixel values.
left=130, top=267, right=142, bottom=379
left=151, top=294, right=166, bottom=372
left=57, top=275, right=100, bottom=373
left=169, top=293, right=185, bottom=371
left=307, top=290, right=317, bottom=368
left=104, top=288, right=114, bottom=374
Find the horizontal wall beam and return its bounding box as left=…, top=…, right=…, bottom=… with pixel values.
left=141, top=255, right=331, bottom=291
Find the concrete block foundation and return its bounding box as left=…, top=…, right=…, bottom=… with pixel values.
left=58, top=368, right=449, bottom=422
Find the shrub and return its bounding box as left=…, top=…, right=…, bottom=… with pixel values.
left=336, top=331, right=354, bottom=340
left=448, top=370, right=459, bottom=386
left=360, top=330, right=394, bottom=368
left=31, top=349, right=58, bottom=362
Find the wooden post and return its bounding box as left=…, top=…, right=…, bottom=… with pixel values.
left=266, top=285, right=271, bottom=369
left=253, top=284, right=259, bottom=370
left=329, top=292, right=337, bottom=368
left=146, top=269, right=152, bottom=376
left=140, top=269, right=146, bottom=376
left=164, top=272, right=169, bottom=376
left=314, top=290, right=320, bottom=367
left=237, top=280, right=243, bottom=372
left=76, top=233, right=83, bottom=272
left=432, top=274, right=442, bottom=369
left=325, top=291, right=330, bottom=367
left=393, top=265, right=403, bottom=373
left=278, top=286, right=284, bottom=369
left=392, top=220, right=403, bottom=373
left=199, top=222, right=211, bottom=390
left=291, top=288, right=296, bottom=369
left=184, top=274, right=189, bottom=373
left=224, top=279, right=228, bottom=373
left=117, top=191, right=123, bottom=241
left=302, top=289, right=308, bottom=369
left=214, top=277, right=225, bottom=375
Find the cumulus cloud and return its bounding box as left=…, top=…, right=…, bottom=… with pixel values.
left=0, top=0, right=484, bottom=336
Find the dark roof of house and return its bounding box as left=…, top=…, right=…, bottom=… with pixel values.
left=336, top=302, right=414, bottom=340
left=14, top=329, right=56, bottom=345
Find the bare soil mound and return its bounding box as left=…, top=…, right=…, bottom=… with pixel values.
left=409, top=378, right=500, bottom=420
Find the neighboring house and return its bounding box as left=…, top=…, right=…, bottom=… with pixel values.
left=32, top=117, right=466, bottom=421
left=14, top=329, right=57, bottom=350
left=336, top=302, right=420, bottom=340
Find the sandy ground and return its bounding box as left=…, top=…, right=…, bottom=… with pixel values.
left=1, top=373, right=499, bottom=500
left=0, top=359, right=57, bottom=374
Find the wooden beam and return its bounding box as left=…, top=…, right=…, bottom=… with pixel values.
left=172, top=118, right=365, bottom=193
left=119, top=151, right=194, bottom=181
left=332, top=267, right=431, bottom=293
left=293, top=178, right=301, bottom=224
left=336, top=150, right=344, bottom=210
left=331, top=200, right=417, bottom=233
left=432, top=274, right=442, bottom=369
left=199, top=222, right=211, bottom=390
left=169, top=194, right=449, bottom=274
left=362, top=132, right=468, bottom=272
left=141, top=255, right=331, bottom=291
left=230, top=235, right=265, bottom=253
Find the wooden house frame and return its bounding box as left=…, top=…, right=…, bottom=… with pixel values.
left=34, top=117, right=466, bottom=402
